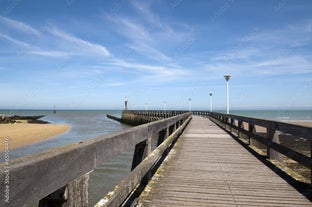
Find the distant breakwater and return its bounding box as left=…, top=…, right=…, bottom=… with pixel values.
left=106, top=111, right=153, bottom=126
left=107, top=110, right=187, bottom=126
left=0, top=115, right=48, bottom=124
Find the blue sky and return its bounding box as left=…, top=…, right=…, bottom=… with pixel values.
left=0, top=0, right=311, bottom=110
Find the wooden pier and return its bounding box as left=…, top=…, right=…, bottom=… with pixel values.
left=137, top=116, right=312, bottom=206
left=1, top=111, right=312, bottom=206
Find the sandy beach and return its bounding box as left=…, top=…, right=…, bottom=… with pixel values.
left=0, top=122, right=69, bottom=150
left=241, top=121, right=312, bottom=133
left=287, top=121, right=312, bottom=128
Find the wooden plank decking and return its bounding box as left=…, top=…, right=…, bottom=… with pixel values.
left=137, top=116, right=312, bottom=206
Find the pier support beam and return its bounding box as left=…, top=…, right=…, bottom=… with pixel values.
left=39, top=172, right=90, bottom=207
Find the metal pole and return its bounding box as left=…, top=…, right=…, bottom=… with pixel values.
left=226, top=81, right=229, bottom=114
left=189, top=98, right=192, bottom=112
left=209, top=93, right=212, bottom=112
left=124, top=97, right=128, bottom=110
left=224, top=75, right=231, bottom=114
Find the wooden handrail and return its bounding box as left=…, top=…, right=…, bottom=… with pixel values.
left=0, top=112, right=191, bottom=207
left=208, top=111, right=312, bottom=186
left=209, top=112, right=312, bottom=140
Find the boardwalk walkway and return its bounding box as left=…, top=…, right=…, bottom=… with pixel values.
left=137, top=116, right=312, bottom=206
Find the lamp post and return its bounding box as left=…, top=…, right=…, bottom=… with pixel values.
left=209, top=93, right=213, bottom=112
left=124, top=97, right=128, bottom=110
left=224, top=74, right=231, bottom=114
left=189, top=98, right=192, bottom=112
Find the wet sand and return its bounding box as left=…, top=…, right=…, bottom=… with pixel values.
left=287, top=121, right=312, bottom=128
left=241, top=121, right=312, bottom=132
left=0, top=122, right=69, bottom=150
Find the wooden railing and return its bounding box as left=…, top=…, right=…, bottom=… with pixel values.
left=0, top=112, right=191, bottom=207
left=208, top=112, right=312, bottom=186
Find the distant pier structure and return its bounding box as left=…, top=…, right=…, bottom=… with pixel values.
left=124, top=97, right=128, bottom=110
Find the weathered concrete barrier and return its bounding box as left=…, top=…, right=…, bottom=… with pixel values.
left=0, top=112, right=191, bottom=207
left=95, top=112, right=192, bottom=206
left=107, top=110, right=187, bottom=126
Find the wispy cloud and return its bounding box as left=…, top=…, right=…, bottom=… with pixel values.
left=29, top=50, right=69, bottom=58
left=238, top=21, right=312, bottom=47
left=47, top=27, right=111, bottom=57
left=201, top=54, right=312, bottom=81
left=106, top=1, right=193, bottom=64
left=251, top=56, right=312, bottom=75
left=106, top=81, right=125, bottom=87
left=131, top=0, right=162, bottom=28
left=0, top=15, right=40, bottom=36
left=0, top=32, right=70, bottom=58
left=0, top=32, right=32, bottom=48
left=109, top=58, right=177, bottom=74
left=117, top=17, right=152, bottom=42
left=205, top=20, right=312, bottom=79
left=127, top=42, right=172, bottom=62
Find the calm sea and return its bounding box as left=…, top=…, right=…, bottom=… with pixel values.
left=0, top=109, right=311, bottom=205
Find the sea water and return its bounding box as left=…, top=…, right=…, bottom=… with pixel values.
left=0, top=109, right=311, bottom=205
left=0, top=109, right=132, bottom=205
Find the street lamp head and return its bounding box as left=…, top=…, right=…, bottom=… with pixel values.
left=224, top=74, right=231, bottom=81
left=209, top=93, right=212, bottom=96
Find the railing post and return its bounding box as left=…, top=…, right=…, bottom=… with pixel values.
left=248, top=124, right=255, bottom=145
left=267, top=125, right=282, bottom=162
left=230, top=118, right=234, bottom=132
left=238, top=121, right=243, bottom=138
left=39, top=172, right=90, bottom=207
left=65, top=172, right=90, bottom=207
left=266, top=126, right=274, bottom=159
left=310, top=139, right=312, bottom=189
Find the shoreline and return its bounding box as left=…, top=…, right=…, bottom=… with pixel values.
left=283, top=120, right=312, bottom=128
left=0, top=122, right=70, bottom=151
left=0, top=117, right=310, bottom=152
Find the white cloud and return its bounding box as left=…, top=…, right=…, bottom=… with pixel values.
left=29, top=50, right=70, bottom=58
left=127, top=42, right=172, bottom=62
left=106, top=2, right=193, bottom=65
left=0, top=15, right=40, bottom=36
left=252, top=56, right=312, bottom=75
left=109, top=58, right=184, bottom=75
left=204, top=20, right=312, bottom=79
left=238, top=21, right=312, bottom=47
left=47, top=27, right=111, bottom=57
left=211, top=48, right=262, bottom=62
left=0, top=32, right=70, bottom=58
left=107, top=81, right=125, bottom=87
left=131, top=1, right=162, bottom=28
left=0, top=32, right=32, bottom=48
